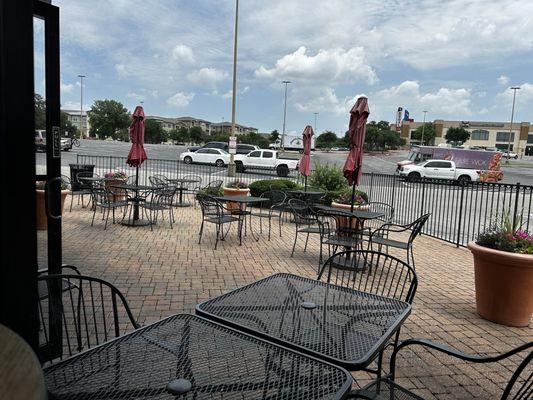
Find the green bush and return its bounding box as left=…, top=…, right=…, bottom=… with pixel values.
left=309, top=164, right=347, bottom=192
left=196, top=186, right=223, bottom=199
left=248, top=179, right=300, bottom=197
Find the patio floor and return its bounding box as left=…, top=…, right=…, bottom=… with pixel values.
left=39, top=198, right=533, bottom=399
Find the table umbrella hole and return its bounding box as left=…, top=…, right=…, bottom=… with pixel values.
left=301, top=301, right=317, bottom=309
left=166, top=378, right=192, bottom=395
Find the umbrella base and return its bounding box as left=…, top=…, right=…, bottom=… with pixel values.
left=173, top=202, right=191, bottom=208
left=120, top=218, right=151, bottom=227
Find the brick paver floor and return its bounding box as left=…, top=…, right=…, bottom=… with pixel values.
left=38, top=199, right=533, bottom=399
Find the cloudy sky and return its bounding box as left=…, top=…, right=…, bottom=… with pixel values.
left=36, top=0, right=533, bottom=136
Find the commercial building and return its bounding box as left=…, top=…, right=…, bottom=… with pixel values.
left=61, top=109, right=90, bottom=137
left=146, top=115, right=258, bottom=136
left=397, top=119, right=533, bottom=156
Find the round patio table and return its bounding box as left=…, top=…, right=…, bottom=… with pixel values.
left=111, top=183, right=159, bottom=226
left=166, top=178, right=201, bottom=207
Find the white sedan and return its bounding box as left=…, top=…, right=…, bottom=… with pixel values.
left=180, top=148, right=235, bottom=167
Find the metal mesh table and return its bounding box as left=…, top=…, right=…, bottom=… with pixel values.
left=44, top=314, right=352, bottom=400
left=196, top=273, right=411, bottom=370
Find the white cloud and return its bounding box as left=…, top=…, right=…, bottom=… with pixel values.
left=61, top=101, right=91, bottom=111
left=221, top=86, right=250, bottom=100
left=126, top=91, right=145, bottom=101
left=255, top=46, right=377, bottom=85
left=167, top=92, right=195, bottom=108
left=187, top=67, right=227, bottom=88
left=172, top=44, right=195, bottom=64
left=496, top=83, right=533, bottom=107
left=498, top=75, right=510, bottom=85
left=114, top=63, right=129, bottom=78
left=60, top=83, right=74, bottom=93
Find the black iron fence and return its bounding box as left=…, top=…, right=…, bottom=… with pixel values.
left=76, top=154, right=532, bottom=247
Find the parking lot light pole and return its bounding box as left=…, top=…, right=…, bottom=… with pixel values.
left=506, top=86, right=520, bottom=164
left=227, top=0, right=239, bottom=177
left=313, top=112, right=318, bottom=133
left=78, top=74, right=85, bottom=138
left=281, top=80, right=291, bottom=151
left=421, top=110, right=427, bottom=145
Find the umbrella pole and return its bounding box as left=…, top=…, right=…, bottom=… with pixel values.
left=350, top=167, right=359, bottom=213
left=133, top=165, right=140, bottom=221
left=305, top=176, right=307, bottom=192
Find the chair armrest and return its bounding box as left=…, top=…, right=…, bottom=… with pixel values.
left=390, top=339, right=533, bottom=378
left=37, top=264, right=81, bottom=275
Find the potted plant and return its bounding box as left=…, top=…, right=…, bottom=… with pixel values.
left=330, top=188, right=370, bottom=230
left=104, top=171, right=128, bottom=200
left=223, top=179, right=250, bottom=211
left=36, top=180, right=69, bottom=230
left=467, top=215, right=533, bottom=327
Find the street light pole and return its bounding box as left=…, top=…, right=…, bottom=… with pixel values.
left=281, top=80, right=291, bottom=151
left=78, top=74, right=85, bottom=138
left=421, top=110, right=428, bottom=145
left=313, top=112, right=318, bottom=133
left=228, top=0, right=239, bottom=177
left=506, top=86, right=520, bottom=164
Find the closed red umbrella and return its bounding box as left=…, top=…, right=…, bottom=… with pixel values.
left=342, top=97, right=369, bottom=211
left=127, top=106, right=148, bottom=169
left=299, top=125, right=313, bottom=190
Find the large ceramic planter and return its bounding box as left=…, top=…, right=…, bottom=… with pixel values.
left=223, top=187, right=250, bottom=211
left=467, top=241, right=533, bottom=327
left=104, top=178, right=127, bottom=200
left=331, top=202, right=370, bottom=230
left=36, top=190, right=69, bottom=230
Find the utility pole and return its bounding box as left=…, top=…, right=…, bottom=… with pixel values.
left=506, top=86, right=520, bottom=164
left=228, top=0, right=239, bottom=177
left=313, top=112, right=318, bottom=133
left=78, top=74, right=85, bottom=138
left=421, top=110, right=428, bottom=145
left=281, top=80, right=291, bottom=151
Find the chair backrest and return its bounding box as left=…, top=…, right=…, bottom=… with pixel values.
left=198, top=194, right=223, bottom=218
left=407, top=213, right=430, bottom=244
left=152, top=186, right=176, bottom=206
left=288, top=198, right=318, bottom=225
left=206, top=180, right=223, bottom=190
left=90, top=186, right=114, bottom=205
left=75, top=171, right=95, bottom=191
left=502, top=349, right=532, bottom=399
left=318, top=250, right=418, bottom=304
left=149, top=175, right=167, bottom=187
left=60, top=174, right=71, bottom=190
left=367, top=201, right=394, bottom=223
left=182, top=174, right=202, bottom=190
left=127, top=174, right=137, bottom=184
left=261, top=190, right=286, bottom=207
left=37, top=274, right=140, bottom=365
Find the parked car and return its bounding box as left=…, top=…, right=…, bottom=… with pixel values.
left=180, top=148, right=232, bottom=167
left=35, top=130, right=72, bottom=152
left=234, top=150, right=299, bottom=177
left=188, top=141, right=259, bottom=155
left=398, top=159, right=480, bottom=184
left=502, top=151, right=519, bottom=159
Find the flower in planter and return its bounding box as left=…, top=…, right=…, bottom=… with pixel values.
left=477, top=214, right=533, bottom=254
left=227, top=179, right=248, bottom=189
left=35, top=180, right=68, bottom=190
left=333, top=189, right=368, bottom=205
left=104, top=171, right=128, bottom=180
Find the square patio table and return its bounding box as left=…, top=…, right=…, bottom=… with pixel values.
left=43, top=314, right=352, bottom=400
left=197, top=273, right=411, bottom=370
left=111, top=183, right=162, bottom=227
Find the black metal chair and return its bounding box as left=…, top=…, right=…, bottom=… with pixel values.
left=37, top=274, right=141, bottom=365
left=318, top=250, right=418, bottom=379
left=89, top=185, right=129, bottom=229
left=288, top=199, right=325, bottom=264
left=197, top=195, right=241, bottom=249
left=148, top=174, right=168, bottom=187
left=250, top=190, right=287, bottom=240
left=69, top=171, right=99, bottom=211
left=369, top=213, right=430, bottom=270
left=182, top=174, right=202, bottom=208
left=349, top=340, right=532, bottom=400
left=139, top=186, right=177, bottom=230
left=363, top=201, right=395, bottom=236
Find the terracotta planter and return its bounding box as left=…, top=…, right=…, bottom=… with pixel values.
left=104, top=178, right=127, bottom=201
left=223, top=187, right=250, bottom=211
left=467, top=241, right=533, bottom=327
left=331, top=202, right=370, bottom=230
left=36, top=190, right=69, bottom=230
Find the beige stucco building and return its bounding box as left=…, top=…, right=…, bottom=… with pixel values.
left=397, top=119, right=533, bottom=156
left=146, top=115, right=258, bottom=136
left=62, top=109, right=90, bottom=137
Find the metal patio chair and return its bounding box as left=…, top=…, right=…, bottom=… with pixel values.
left=69, top=171, right=99, bottom=211
left=37, top=274, right=141, bottom=365
left=89, top=185, right=129, bottom=229
left=369, top=213, right=430, bottom=270
left=139, top=186, right=177, bottom=230
left=288, top=199, right=325, bottom=265
left=348, top=340, right=532, bottom=400
left=249, top=190, right=287, bottom=240
left=148, top=174, right=168, bottom=187
left=197, top=195, right=241, bottom=250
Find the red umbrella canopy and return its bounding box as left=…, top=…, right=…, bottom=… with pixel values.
left=299, top=125, right=314, bottom=177
left=126, top=106, right=148, bottom=167
left=343, top=97, right=369, bottom=186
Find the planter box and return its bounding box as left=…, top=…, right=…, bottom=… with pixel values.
left=36, top=190, right=69, bottom=230
left=331, top=202, right=370, bottom=231
left=104, top=178, right=127, bottom=201
left=467, top=241, right=533, bottom=327
left=223, top=187, right=250, bottom=211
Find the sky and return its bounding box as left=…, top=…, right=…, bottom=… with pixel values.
left=35, top=0, right=533, bottom=137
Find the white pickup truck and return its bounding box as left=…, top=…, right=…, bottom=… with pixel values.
left=398, top=159, right=479, bottom=184
left=234, top=149, right=299, bottom=177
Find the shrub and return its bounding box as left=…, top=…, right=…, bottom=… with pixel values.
left=309, top=164, right=347, bottom=192
left=477, top=211, right=533, bottom=254
left=196, top=186, right=223, bottom=199
left=226, top=179, right=248, bottom=189
left=248, top=179, right=300, bottom=197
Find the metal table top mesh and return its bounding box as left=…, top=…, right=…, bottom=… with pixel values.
left=196, top=273, right=411, bottom=370
left=44, top=314, right=352, bottom=400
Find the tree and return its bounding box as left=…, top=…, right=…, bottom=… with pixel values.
left=411, top=122, right=436, bottom=145
left=35, top=93, right=46, bottom=130
left=210, top=133, right=230, bottom=143
left=87, top=99, right=130, bottom=139
left=445, top=127, right=470, bottom=146
left=188, top=126, right=205, bottom=144
left=364, top=121, right=404, bottom=151
left=315, top=130, right=338, bottom=149
left=239, top=132, right=270, bottom=148
left=169, top=127, right=190, bottom=144
left=60, top=111, right=79, bottom=138
left=269, top=129, right=280, bottom=142
left=144, top=119, right=168, bottom=144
